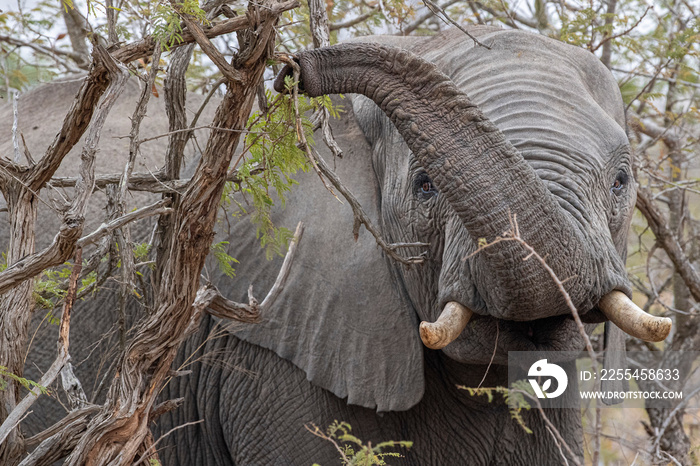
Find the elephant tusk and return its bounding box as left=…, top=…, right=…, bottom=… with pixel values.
left=419, top=302, right=473, bottom=349
left=599, top=291, right=672, bottom=342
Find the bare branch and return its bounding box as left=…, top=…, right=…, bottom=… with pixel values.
left=76, top=199, right=172, bottom=248
left=197, top=222, right=305, bottom=322
left=592, top=5, right=651, bottom=55
left=652, top=384, right=700, bottom=453
left=0, top=35, right=84, bottom=72
left=260, top=221, right=304, bottom=311
left=19, top=406, right=100, bottom=466
left=468, top=214, right=597, bottom=365
left=421, top=0, right=491, bottom=48
left=0, top=45, right=130, bottom=295
left=400, top=0, right=462, bottom=35
left=471, top=0, right=538, bottom=29
left=308, top=0, right=343, bottom=158
left=518, top=390, right=583, bottom=466
left=170, top=1, right=242, bottom=83
left=329, top=7, right=379, bottom=31
left=636, top=187, right=700, bottom=304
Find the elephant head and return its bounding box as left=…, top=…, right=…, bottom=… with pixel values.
left=225, top=28, right=670, bottom=412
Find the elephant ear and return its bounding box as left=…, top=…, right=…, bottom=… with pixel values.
left=220, top=97, right=424, bottom=412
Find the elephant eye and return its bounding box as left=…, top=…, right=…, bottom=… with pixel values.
left=415, top=172, right=438, bottom=199
left=611, top=171, right=628, bottom=195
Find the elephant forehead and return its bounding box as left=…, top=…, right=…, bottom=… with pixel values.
left=418, top=30, right=628, bottom=164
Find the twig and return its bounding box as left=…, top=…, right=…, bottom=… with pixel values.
left=400, top=0, right=462, bottom=35
left=652, top=384, right=700, bottom=453
left=614, top=67, right=700, bottom=90
left=136, top=125, right=257, bottom=145
left=304, top=423, right=352, bottom=464
left=636, top=187, right=700, bottom=304
left=196, top=222, right=305, bottom=322
left=590, top=6, right=652, bottom=53
left=170, top=1, right=242, bottom=83
left=515, top=389, right=583, bottom=466
left=0, top=35, right=83, bottom=72
left=468, top=214, right=597, bottom=365
left=76, top=199, right=172, bottom=248
left=50, top=162, right=264, bottom=194
left=329, top=7, right=379, bottom=30
left=546, top=425, right=570, bottom=466
left=186, top=78, right=226, bottom=142
left=471, top=0, right=538, bottom=28
left=260, top=222, right=304, bottom=311
left=308, top=0, right=343, bottom=159
left=476, top=320, right=498, bottom=389
left=422, top=0, right=491, bottom=48
left=133, top=420, right=204, bottom=466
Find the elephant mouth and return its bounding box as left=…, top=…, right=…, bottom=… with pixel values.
left=420, top=293, right=671, bottom=354
left=433, top=313, right=590, bottom=365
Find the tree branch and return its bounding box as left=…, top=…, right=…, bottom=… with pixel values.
left=170, top=1, right=242, bottom=83
left=76, top=199, right=172, bottom=248
left=0, top=45, right=130, bottom=295
left=329, top=7, right=379, bottom=30
left=197, top=222, right=305, bottom=322
left=400, top=0, right=462, bottom=35
left=636, top=187, right=700, bottom=304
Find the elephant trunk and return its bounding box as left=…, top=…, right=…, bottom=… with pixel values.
left=274, top=43, right=629, bottom=321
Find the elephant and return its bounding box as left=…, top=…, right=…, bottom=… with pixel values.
left=0, top=25, right=671, bottom=465
left=155, top=26, right=664, bottom=464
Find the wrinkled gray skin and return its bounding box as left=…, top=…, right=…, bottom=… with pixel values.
left=4, top=26, right=636, bottom=465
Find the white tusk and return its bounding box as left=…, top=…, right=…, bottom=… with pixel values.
left=419, top=302, right=473, bottom=349
left=599, top=291, right=672, bottom=342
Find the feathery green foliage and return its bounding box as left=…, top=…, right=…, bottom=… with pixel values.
left=33, top=263, right=96, bottom=310
left=0, top=366, right=48, bottom=395
left=153, top=0, right=207, bottom=49
left=224, top=86, right=341, bottom=260
left=210, top=241, right=239, bottom=278
left=309, top=421, right=412, bottom=466
left=459, top=380, right=534, bottom=434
